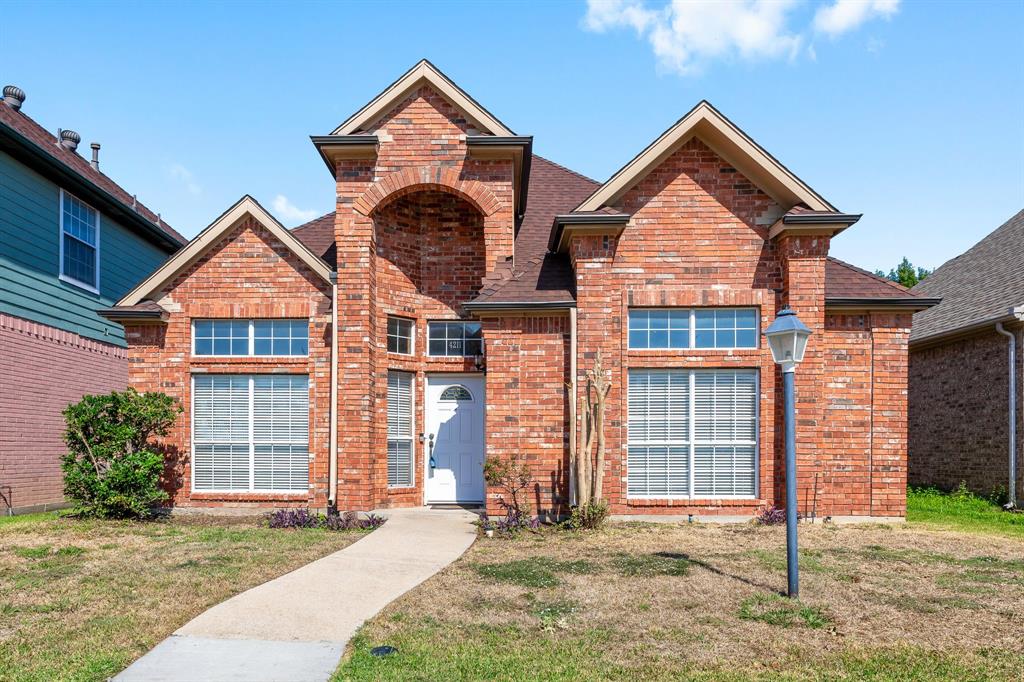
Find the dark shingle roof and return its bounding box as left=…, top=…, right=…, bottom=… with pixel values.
left=825, top=257, right=927, bottom=301
left=0, top=100, right=185, bottom=246
left=911, top=209, right=1024, bottom=343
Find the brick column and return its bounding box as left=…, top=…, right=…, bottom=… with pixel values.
left=777, top=234, right=829, bottom=514
left=869, top=312, right=912, bottom=516
left=334, top=160, right=377, bottom=511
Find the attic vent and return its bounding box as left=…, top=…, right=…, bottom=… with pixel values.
left=59, top=129, right=81, bottom=151
left=2, top=85, right=25, bottom=111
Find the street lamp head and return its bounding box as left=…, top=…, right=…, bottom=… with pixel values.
left=764, top=308, right=811, bottom=372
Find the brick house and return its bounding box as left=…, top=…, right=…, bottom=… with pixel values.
left=101, top=61, right=935, bottom=519
left=909, top=209, right=1024, bottom=502
left=0, top=86, right=183, bottom=514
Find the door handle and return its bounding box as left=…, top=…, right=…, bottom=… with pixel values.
left=428, top=433, right=436, bottom=469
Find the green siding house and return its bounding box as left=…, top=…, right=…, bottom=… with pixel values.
left=0, top=85, right=185, bottom=513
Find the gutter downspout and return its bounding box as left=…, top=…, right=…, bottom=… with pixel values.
left=568, top=307, right=578, bottom=507
left=328, top=272, right=339, bottom=511
left=996, top=313, right=1021, bottom=509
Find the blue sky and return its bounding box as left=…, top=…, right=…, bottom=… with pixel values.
left=4, top=0, right=1022, bottom=273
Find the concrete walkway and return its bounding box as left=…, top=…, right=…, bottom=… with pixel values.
left=115, top=507, right=478, bottom=682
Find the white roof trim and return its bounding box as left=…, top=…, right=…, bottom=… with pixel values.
left=331, top=59, right=514, bottom=137
left=576, top=101, right=835, bottom=213
left=117, top=195, right=333, bottom=306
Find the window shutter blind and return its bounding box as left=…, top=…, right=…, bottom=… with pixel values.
left=387, top=371, right=413, bottom=486
left=628, top=369, right=757, bottom=499
left=192, top=374, right=309, bottom=492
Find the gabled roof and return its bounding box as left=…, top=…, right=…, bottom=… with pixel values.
left=116, top=195, right=333, bottom=306
left=0, top=96, right=185, bottom=248
left=574, top=100, right=836, bottom=214
left=911, top=209, right=1024, bottom=344
left=330, top=59, right=515, bottom=137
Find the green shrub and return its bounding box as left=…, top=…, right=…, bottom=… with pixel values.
left=565, top=499, right=609, bottom=530
left=62, top=389, right=181, bottom=519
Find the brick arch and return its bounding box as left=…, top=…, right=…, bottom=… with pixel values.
left=353, top=168, right=502, bottom=217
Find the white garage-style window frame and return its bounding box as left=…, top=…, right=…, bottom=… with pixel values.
left=192, top=319, right=309, bottom=357
left=387, top=371, right=415, bottom=487
left=58, top=189, right=101, bottom=293
left=628, top=308, right=759, bottom=350
left=627, top=368, right=758, bottom=499
left=191, top=374, right=310, bottom=493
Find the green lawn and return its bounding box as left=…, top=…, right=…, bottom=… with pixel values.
left=908, top=485, right=1024, bottom=537
left=0, top=513, right=367, bottom=682
left=334, top=491, right=1024, bottom=681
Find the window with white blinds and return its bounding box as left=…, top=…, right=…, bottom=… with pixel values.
left=387, top=371, right=414, bottom=487
left=627, top=369, right=757, bottom=498
left=192, top=374, right=309, bottom=492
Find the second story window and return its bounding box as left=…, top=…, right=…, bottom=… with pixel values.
left=59, top=190, right=100, bottom=291
left=629, top=308, right=758, bottom=350
left=387, top=317, right=414, bottom=355
left=427, top=321, right=482, bottom=357
left=193, top=319, right=309, bottom=357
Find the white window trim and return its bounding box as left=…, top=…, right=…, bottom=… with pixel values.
left=628, top=307, right=760, bottom=352
left=191, top=319, right=310, bottom=358
left=387, top=370, right=416, bottom=489
left=58, top=189, right=101, bottom=294
left=626, top=368, right=759, bottom=501
left=190, top=373, right=310, bottom=494
left=387, top=316, right=416, bottom=356
left=426, top=320, right=484, bottom=357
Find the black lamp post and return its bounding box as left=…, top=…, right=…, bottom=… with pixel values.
left=764, top=307, right=812, bottom=598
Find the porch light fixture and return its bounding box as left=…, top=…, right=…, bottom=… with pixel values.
left=764, top=307, right=812, bottom=599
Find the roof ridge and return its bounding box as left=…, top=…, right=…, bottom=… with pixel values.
left=0, top=106, right=184, bottom=244
left=827, top=255, right=916, bottom=295
left=533, top=154, right=600, bottom=186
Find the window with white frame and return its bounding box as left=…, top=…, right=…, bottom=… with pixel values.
left=629, top=308, right=758, bottom=350
left=427, top=321, right=482, bottom=357
left=59, top=190, right=100, bottom=291
left=192, top=374, right=309, bottom=492
left=387, top=371, right=414, bottom=487
left=627, top=369, right=757, bottom=498
left=387, top=317, right=414, bottom=355
left=193, top=320, right=309, bottom=356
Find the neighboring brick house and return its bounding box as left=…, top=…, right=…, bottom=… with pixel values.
left=101, top=61, right=935, bottom=519
left=0, top=86, right=184, bottom=514
left=909, top=209, right=1024, bottom=502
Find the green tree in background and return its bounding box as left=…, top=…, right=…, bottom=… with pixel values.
left=875, top=257, right=931, bottom=288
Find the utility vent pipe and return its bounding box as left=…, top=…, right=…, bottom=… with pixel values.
left=90, top=143, right=100, bottom=171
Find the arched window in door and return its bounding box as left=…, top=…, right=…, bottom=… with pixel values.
left=439, top=385, right=473, bottom=401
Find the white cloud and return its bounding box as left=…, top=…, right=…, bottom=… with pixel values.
left=584, top=0, right=900, bottom=74
left=168, top=163, right=201, bottom=196
left=271, top=194, right=317, bottom=224
left=813, top=0, right=899, bottom=37
left=585, top=0, right=802, bottom=75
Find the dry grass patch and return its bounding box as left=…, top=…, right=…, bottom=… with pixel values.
left=0, top=513, right=367, bottom=682
left=336, top=521, right=1024, bottom=680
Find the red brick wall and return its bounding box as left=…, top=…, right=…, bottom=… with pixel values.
left=559, top=138, right=908, bottom=518
left=481, top=315, right=570, bottom=518
left=123, top=218, right=332, bottom=509
left=910, top=327, right=1023, bottom=499
left=0, top=313, right=127, bottom=513
left=332, top=84, right=514, bottom=510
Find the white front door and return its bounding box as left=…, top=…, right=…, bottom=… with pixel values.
left=424, top=375, right=485, bottom=504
